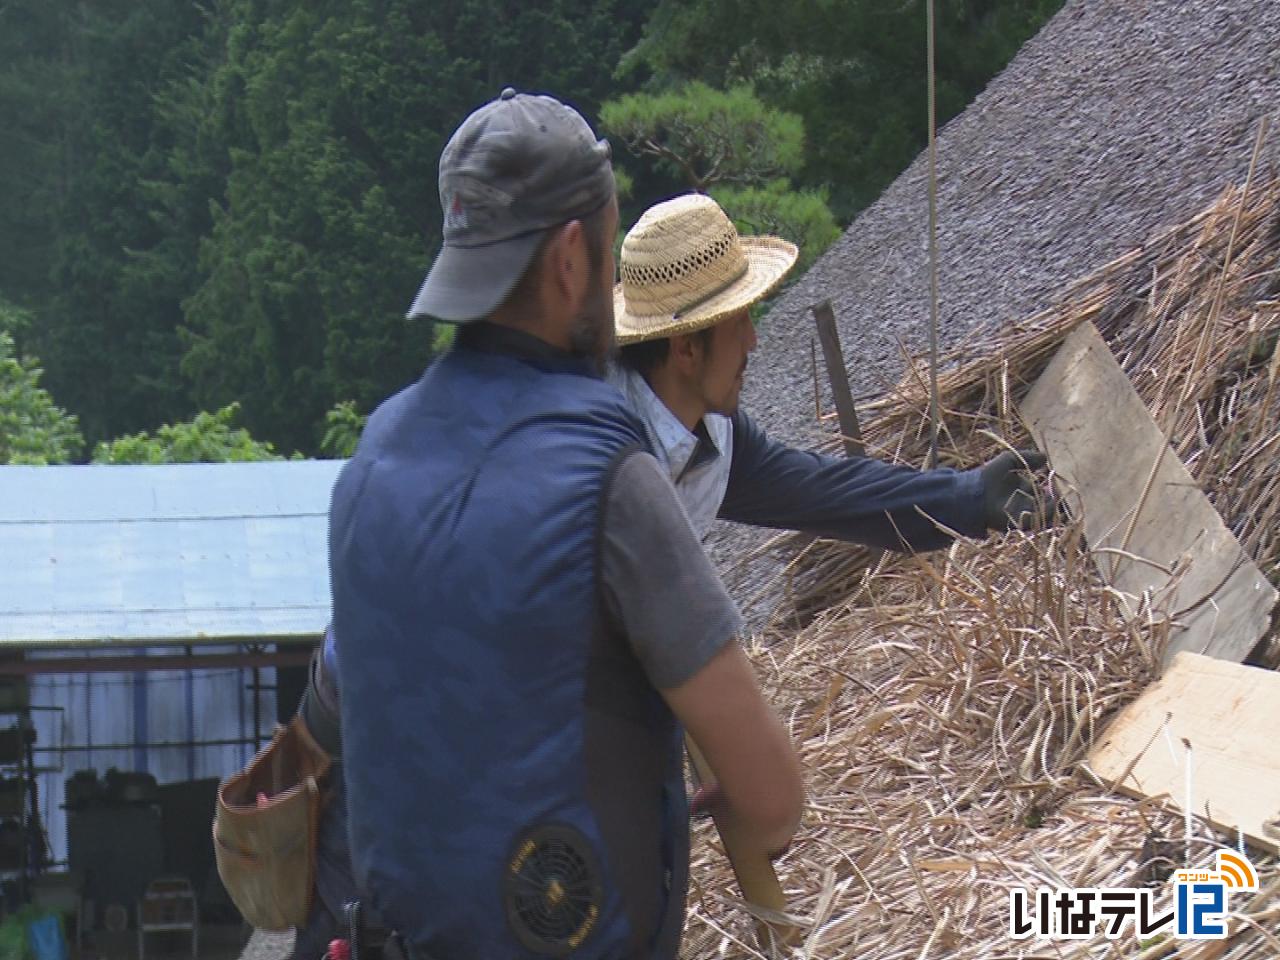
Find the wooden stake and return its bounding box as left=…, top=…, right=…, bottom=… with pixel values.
left=811, top=300, right=866, bottom=457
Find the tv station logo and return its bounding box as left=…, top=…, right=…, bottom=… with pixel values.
left=1009, top=849, right=1258, bottom=941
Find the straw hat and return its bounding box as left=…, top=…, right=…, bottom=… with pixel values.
left=614, top=194, right=799, bottom=345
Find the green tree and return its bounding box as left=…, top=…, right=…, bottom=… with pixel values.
left=602, top=83, right=804, bottom=191
left=176, top=0, right=650, bottom=454
left=319, top=400, right=367, bottom=459
left=91, top=402, right=286, bottom=464
left=0, top=300, right=32, bottom=345
left=0, top=0, right=216, bottom=445
left=0, top=2, right=99, bottom=312
left=0, top=331, right=84, bottom=465
left=602, top=83, right=838, bottom=268
left=711, top=180, right=840, bottom=273
left=620, top=0, right=1066, bottom=221
left=0, top=0, right=650, bottom=456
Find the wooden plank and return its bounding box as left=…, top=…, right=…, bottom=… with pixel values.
left=1019, top=321, right=1277, bottom=666
left=1086, top=651, right=1280, bottom=855
left=811, top=300, right=866, bottom=457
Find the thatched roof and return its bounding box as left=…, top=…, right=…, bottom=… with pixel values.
left=686, top=162, right=1280, bottom=958
left=711, top=0, right=1280, bottom=625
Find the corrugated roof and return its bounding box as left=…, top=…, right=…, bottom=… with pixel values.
left=0, top=460, right=345, bottom=646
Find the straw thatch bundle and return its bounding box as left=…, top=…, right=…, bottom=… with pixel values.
left=686, top=170, right=1280, bottom=957
left=711, top=0, right=1280, bottom=630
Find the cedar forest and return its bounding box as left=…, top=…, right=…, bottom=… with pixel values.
left=0, top=0, right=1063, bottom=462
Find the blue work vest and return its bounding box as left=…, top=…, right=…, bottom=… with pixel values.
left=329, top=334, right=689, bottom=959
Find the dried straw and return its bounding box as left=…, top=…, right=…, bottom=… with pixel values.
left=685, top=176, right=1280, bottom=957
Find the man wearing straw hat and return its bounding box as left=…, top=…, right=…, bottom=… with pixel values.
left=325, top=89, right=802, bottom=960
left=609, top=192, right=1051, bottom=550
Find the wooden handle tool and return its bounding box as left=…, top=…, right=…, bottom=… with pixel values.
left=684, top=734, right=797, bottom=952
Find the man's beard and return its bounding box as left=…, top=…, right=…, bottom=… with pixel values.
left=568, top=265, right=615, bottom=368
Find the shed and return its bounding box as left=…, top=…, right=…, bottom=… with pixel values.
left=0, top=459, right=343, bottom=891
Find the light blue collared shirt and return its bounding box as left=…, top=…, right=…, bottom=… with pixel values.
left=606, top=365, right=733, bottom=540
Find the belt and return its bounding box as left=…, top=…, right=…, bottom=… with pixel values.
left=299, top=648, right=342, bottom=757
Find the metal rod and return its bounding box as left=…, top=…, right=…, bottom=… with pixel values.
left=925, top=0, right=942, bottom=469
left=86, top=675, right=93, bottom=767
left=133, top=646, right=149, bottom=774
left=0, top=648, right=313, bottom=676
left=252, top=665, right=262, bottom=752
left=184, top=645, right=195, bottom=782
left=237, top=660, right=247, bottom=768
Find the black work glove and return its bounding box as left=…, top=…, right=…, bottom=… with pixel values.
left=980, top=449, right=1057, bottom=532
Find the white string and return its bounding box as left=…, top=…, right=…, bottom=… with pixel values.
left=1183, top=739, right=1194, bottom=864
left=925, top=0, right=941, bottom=468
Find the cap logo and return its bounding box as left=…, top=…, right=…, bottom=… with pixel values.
left=445, top=193, right=469, bottom=232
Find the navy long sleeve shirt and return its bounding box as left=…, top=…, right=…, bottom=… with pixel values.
left=719, top=410, right=988, bottom=552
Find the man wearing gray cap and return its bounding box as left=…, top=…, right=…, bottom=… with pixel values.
left=326, top=89, right=802, bottom=960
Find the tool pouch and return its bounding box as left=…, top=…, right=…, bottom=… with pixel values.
left=213, top=714, right=333, bottom=930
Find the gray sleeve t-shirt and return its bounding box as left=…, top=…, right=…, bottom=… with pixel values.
left=600, top=451, right=743, bottom=690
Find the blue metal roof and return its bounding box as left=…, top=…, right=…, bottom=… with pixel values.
left=0, top=460, right=346, bottom=646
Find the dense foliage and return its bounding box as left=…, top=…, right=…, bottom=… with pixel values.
left=91, top=403, right=287, bottom=463
left=0, top=0, right=1062, bottom=461
left=0, top=331, right=83, bottom=465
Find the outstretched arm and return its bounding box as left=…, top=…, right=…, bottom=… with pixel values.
left=719, top=411, right=988, bottom=551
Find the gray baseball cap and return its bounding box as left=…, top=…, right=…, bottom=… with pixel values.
left=408, top=88, right=615, bottom=322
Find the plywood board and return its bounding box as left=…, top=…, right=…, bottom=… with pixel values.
left=1086, top=651, right=1280, bottom=855
left=1019, top=321, right=1276, bottom=666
